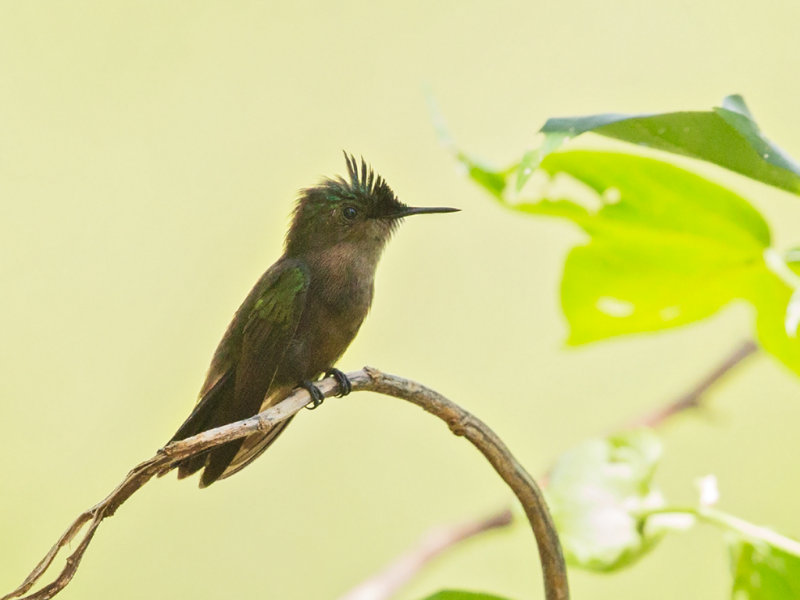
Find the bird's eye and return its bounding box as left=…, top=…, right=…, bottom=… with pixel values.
left=342, top=206, right=358, bottom=220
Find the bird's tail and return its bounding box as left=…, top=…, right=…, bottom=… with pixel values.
left=161, top=374, right=295, bottom=486
left=205, top=417, right=295, bottom=483
left=161, top=415, right=295, bottom=486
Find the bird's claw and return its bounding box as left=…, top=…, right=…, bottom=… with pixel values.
left=302, top=381, right=325, bottom=410
left=303, top=370, right=351, bottom=409
left=325, top=368, right=352, bottom=397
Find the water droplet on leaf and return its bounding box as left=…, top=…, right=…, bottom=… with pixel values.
left=602, top=187, right=621, bottom=204
left=596, top=296, right=635, bottom=318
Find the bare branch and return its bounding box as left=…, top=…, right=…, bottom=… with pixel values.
left=338, top=509, right=513, bottom=600
left=627, top=338, right=758, bottom=429
left=339, top=339, right=761, bottom=600
left=4, top=368, right=568, bottom=600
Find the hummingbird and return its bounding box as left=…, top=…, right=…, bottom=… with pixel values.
left=168, top=153, right=458, bottom=487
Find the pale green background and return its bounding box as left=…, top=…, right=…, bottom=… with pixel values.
left=2, top=2, right=800, bottom=599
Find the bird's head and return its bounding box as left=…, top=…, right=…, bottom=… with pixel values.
left=284, top=153, right=457, bottom=256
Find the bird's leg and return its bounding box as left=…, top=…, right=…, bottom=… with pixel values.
left=325, top=368, right=352, bottom=397
left=302, top=381, right=326, bottom=410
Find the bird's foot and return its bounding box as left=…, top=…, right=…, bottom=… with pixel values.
left=302, top=381, right=325, bottom=410
left=325, top=368, right=352, bottom=397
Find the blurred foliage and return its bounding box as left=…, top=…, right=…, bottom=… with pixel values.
left=535, top=151, right=768, bottom=344
left=451, top=96, right=800, bottom=376
left=523, top=94, right=800, bottom=195
left=546, top=430, right=800, bottom=598
left=430, top=427, right=800, bottom=600
left=420, top=591, right=512, bottom=600
left=545, top=429, right=668, bottom=571
left=730, top=538, right=800, bottom=599
left=444, top=95, right=800, bottom=599
left=548, top=428, right=800, bottom=596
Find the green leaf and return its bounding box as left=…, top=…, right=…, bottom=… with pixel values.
left=454, top=147, right=800, bottom=374
left=729, top=538, right=800, bottom=599
left=461, top=155, right=508, bottom=200
left=539, top=95, right=800, bottom=195
left=515, top=132, right=570, bottom=191
left=420, top=591, right=512, bottom=600
left=546, top=429, right=676, bottom=571
left=745, top=267, right=800, bottom=376
left=535, top=151, right=770, bottom=344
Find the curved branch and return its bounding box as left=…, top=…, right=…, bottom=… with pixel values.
left=3, top=367, right=568, bottom=600
left=362, top=368, right=568, bottom=600
left=340, top=339, right=761, bottom=599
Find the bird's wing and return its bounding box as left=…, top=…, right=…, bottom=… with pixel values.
left=171, top=260, right=309, bottom=485
left=198, top=262, right=309, bottom=485
left=234, top=261, right=310, bottom=408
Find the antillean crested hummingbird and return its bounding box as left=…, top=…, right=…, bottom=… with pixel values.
left=169, top=153, right=458, bottom=487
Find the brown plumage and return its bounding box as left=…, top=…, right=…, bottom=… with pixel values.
left=168, top=154, right=458, bottom=487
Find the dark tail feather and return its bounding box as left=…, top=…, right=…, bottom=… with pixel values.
left=197, top=438, right=244, bottom=486
left=169, top=371, right=234, bottom=443
left=199, top=415, right=294, bottom=487
left=176, top=451, right=208, bottom=480
left=161, top=372, right=234, bottom=479
left=159, top=398, right=218, bottom=480
left=163, top=371, right=295, bottom=487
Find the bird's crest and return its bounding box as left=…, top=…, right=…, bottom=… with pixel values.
left=339, top=151, right=396, bottom=204
left=285, top=153, right=405, bottom=254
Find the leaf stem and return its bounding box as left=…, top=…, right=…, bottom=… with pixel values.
left=642, top=506, right=800, bottom=556
left=764, top=248, right=800, bottom=291
left=763, top=248, right=800, bottom=336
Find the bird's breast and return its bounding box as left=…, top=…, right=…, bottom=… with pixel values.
left=277, top=260, right=375, bottom=384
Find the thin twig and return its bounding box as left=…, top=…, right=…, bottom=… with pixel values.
left=628, top=338, right=758, bottom=429
left=3, top=368, right=568, bottom=600
left=338, top=509, right=513, bottom=600
left=340, top=339, right=760, bottom=600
